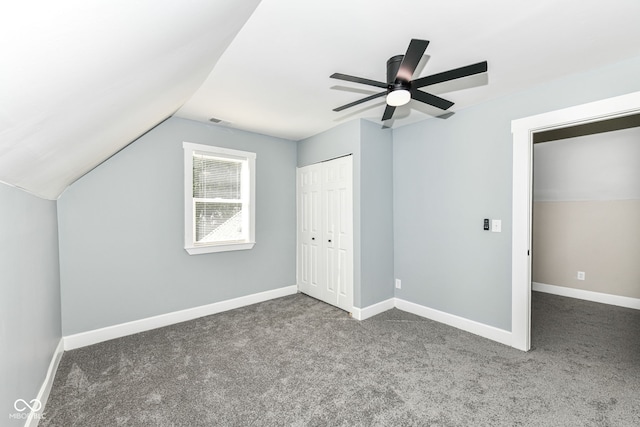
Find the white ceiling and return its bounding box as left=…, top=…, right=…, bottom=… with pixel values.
left=176, top=0, right=640, bottom=140
left=2, top=0, right=640, bottom=199
left=0, top=0, right=260, bottom=199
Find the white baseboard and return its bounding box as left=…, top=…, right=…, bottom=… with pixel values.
left=533, top=282, right=640, bottom=310
left=63, top=285, right=519, bottom=353
left=63, top=285, right=298, bottom=350
left=394, top=298, right=513, bottom=347
left=25, top=338, right=64, bottom=427
left=351, top=298, right=395, bottom=320
left=352, top=297, right=512, bottom=347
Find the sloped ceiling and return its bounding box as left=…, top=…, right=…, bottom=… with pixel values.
left=0, top=0, right=261, bottom=199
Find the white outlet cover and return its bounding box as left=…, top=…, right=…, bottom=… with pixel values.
left=491, top=219, right=502, bottom=232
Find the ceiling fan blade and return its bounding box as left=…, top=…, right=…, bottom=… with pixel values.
left=330, top=73, right=388, bottom=89
left=333, top=91, right=387, bottom=112
left=396, top=39, right=429, bottom=81
left=411, top=89, right=454, bottom=110
left=412, top=61, right=488, bottom=88
left=381, top=105, right=396, bottom=121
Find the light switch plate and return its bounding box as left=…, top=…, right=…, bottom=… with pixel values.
left=491, top=219, right=502, bottom=232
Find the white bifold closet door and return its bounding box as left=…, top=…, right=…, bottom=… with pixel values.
left=297, top=155, right=353, bottom=313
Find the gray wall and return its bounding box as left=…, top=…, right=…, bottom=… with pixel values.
left=58, top=117, right=297, bottom=335
left=393, top=54, right=640, bottom=331
left=0, top=183, right=61, bottom=424
left=360, top=120, right=395, bottom=306
left=297, top=119, right=395, bottom=308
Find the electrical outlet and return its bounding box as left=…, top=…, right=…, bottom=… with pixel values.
left=577, top=271, right=585, bottom=280
left=395, top=279, right=401, bottom=289
left=491, top=219, right=502, bottom=233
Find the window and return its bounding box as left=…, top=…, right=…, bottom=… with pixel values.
left=183, top=142, right=256, bottom=254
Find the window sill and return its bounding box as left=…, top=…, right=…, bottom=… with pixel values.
left=185, top=242, right=255, bottom=255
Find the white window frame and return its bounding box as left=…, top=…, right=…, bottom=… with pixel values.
left=183, top=142, right=256, bottom=255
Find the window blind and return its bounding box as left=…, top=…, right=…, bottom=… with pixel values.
left=192, top=154, right=245, bottom=243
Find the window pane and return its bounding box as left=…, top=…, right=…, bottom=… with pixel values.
left=195, top=202, right=243, bottom=243
left=193, top=156, right=242, bottom=200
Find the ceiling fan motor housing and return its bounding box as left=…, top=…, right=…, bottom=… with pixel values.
left=387, top=55, right=405, bottom=84
left=387, top=55, right=412, bottom=96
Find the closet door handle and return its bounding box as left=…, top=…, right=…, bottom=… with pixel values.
left=328, top=239, right=332, bottom=243
left=311, top=237, right=315, bottom=240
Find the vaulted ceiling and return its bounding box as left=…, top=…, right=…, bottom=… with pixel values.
left=0, top=0, right=261, bottom=199
left=2, top=0, right=640, bottom=199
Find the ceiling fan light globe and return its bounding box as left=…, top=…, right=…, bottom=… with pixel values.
left=386, top=89, right=411, bottom=107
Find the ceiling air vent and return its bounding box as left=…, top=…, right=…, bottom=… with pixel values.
left=208, top=117, right=232, bottom=127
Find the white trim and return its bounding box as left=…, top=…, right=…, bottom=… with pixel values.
left=182, top=142, right=256, bottom=160
left=511, top=90, right=640, bottom=351
left=395, top=298, right=512, bottom=347
left=24, top=339, right=64, bottom=427
left=351, top=298, right=395, bottom=320
left=511, top=117, right=533, bottom=351
left=352, top=297, right=512, bottom=347
left=533, top=282, right=640, bottom=310
left=185, top=241, right=255, bottom=255
left=63, top=285, right=297, bottom=350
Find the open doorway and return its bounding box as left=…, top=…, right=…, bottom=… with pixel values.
left=511, top=91, right=640, bottom=351
left=530, top=118, right=640, bottom=349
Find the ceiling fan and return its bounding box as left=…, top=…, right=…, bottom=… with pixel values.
left=330, top=39, right=487, bottom=121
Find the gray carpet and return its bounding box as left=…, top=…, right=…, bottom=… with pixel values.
left=41, top=292, right=640, bottom=426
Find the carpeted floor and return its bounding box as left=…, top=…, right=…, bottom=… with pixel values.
left=41, top=292, right=640, bottom=426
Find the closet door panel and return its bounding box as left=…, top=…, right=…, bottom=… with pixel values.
left=334, top=158, right=353, bottom=311
left=324, top=184, right=338, bottom=304
left=297, top=165, right=323, bottom=300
